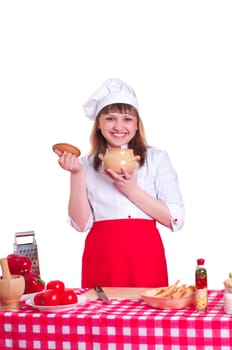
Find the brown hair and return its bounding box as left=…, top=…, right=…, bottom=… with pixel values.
left=89, top=103, right=149, bottom=171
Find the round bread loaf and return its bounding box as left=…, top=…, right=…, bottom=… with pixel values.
left=52, top=143, right=81, bottom=156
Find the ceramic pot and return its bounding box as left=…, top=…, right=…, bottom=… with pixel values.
left=0, top=258, right=25, bottom=310
left=99, top=148, right=141, bottom=174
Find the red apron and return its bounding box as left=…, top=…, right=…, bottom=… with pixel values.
left=81, top=218, right=168, bottom=288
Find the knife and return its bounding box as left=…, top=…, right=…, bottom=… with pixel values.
left=94, top=285, right=110, bottom=303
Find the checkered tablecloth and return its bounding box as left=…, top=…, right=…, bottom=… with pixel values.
left=1, top=289, right=232, bottom=350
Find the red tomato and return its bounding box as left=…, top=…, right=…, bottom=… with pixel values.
left=39, top=289, right=61, bottom=306
left=34, top=292, right=44, bottom=305
left=60, top=289, right=78, bottom=305
left=46, top=280, right=65, bottom=294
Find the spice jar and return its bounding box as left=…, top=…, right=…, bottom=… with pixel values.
left=195, top=258, right=208, bottom=313
left=224, top=272, right=232, bottom=315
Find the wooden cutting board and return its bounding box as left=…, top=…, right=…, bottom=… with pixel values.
left=83, top=287, right=149, bottom=300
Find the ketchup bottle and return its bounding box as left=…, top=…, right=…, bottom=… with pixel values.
left=195, top=258, right=208, bottom=313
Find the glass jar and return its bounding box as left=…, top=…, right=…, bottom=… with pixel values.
left=224, top=272, right=232, bottom=315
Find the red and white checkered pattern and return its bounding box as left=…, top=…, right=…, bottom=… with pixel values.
left=1, top=290, right=232, bottom=350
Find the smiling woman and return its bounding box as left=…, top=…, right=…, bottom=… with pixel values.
left=54, top=78, right=185, bottom=289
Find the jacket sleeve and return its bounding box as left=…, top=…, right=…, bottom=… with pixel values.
left=153, top=150, right=185, bottom=232
left=67, top=214, right=94, bottom=233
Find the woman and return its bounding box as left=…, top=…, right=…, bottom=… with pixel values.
left=55, top=78, right=185, bottom=288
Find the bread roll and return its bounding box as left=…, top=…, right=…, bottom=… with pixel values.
left=52, top=143, right=81, bottom=156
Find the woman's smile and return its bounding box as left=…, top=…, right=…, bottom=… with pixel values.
left=111, top=130, right=128, bottom=138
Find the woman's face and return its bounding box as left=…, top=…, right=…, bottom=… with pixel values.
left=98, top=112, right=138, bottom=148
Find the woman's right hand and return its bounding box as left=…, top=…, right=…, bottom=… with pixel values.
left=55, top=150, right=83, bottom=174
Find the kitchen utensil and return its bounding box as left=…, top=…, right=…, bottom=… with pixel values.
left=14, top=231, right=40, bottom=275
left=94, top=285, right=110, bottom=303
left=0, top=257, right=25, bottom=310
left=83, top=287, right=148, bottom=300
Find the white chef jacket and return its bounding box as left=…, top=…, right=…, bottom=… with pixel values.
left=69, top=147, right=185, bottom=232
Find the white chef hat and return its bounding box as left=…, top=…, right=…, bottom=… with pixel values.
left=83, top=78, right=139, bottom=120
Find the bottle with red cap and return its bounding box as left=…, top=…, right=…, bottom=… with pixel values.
left=195, top=258, right=208, bottom=313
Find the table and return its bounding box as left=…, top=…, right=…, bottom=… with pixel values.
left=1, top=289, right=232, bottom=350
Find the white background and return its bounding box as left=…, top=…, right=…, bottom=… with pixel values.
left=0, top=1, right=231, bottom=290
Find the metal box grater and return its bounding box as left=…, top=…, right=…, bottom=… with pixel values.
left=14, top=231, right=40, bottom=276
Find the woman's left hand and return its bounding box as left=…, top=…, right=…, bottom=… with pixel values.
left=104, top=168, right=138, bottom=196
